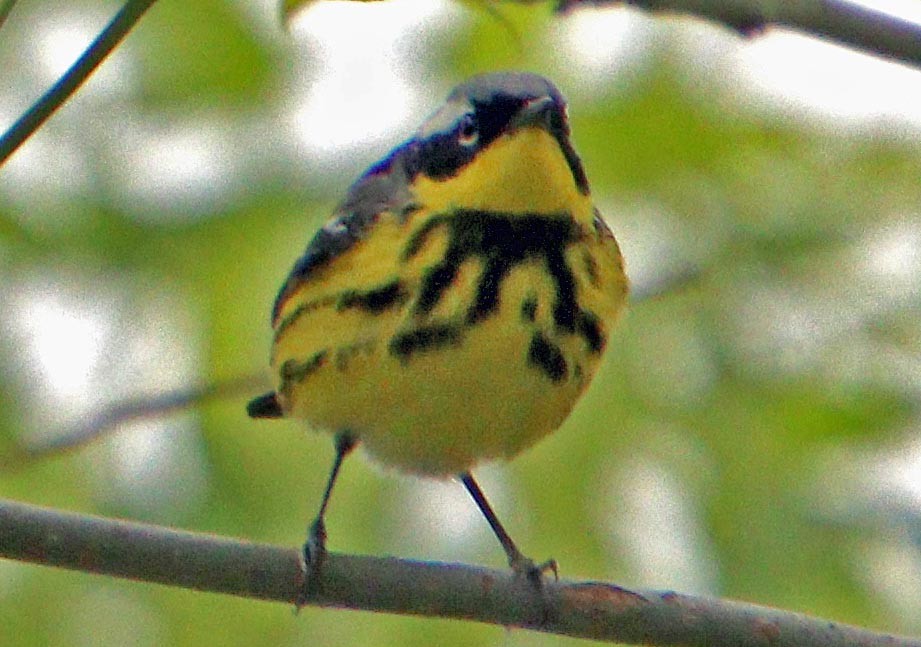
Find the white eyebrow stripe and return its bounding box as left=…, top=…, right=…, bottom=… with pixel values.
left=417, top=98, right=472, bottom=139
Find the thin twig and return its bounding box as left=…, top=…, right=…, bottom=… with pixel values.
left=559, top=0, right=921, bottom=71
left=629, top=261, right=702, bottom=302
left=16, top=373, right=267, bottom=459
left=0, top=498, right=916, bottom=646
left=0, top=0, right=158, bottom=167
left=0, top=374, right=268, bottom=473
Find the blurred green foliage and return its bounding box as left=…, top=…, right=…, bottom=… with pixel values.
left=2, top=1, right=921, bottom=646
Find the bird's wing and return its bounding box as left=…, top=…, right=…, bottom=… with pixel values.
left=270, top=147, right=415, bottom=325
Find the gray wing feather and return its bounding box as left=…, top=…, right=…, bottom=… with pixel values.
left=270, top=154, right=413, bottom=323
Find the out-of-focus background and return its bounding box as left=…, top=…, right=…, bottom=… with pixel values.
left=2, top=0, right=921, bottom=645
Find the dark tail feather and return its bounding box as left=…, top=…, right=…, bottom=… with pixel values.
left=247, top=392, right=283, bottom=418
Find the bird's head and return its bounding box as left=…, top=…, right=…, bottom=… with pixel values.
left=358, top=72, right=590, bottom=217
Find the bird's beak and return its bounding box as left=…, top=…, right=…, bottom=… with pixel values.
left=509, top=95, right=556, bottom=131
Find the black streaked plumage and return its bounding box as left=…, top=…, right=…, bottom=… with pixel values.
left=270, top=73, right=589, bottom=325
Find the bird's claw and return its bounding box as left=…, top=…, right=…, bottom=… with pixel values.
left=295, top=519, right=327, bottom=608
left=510, top=554, right=558, bottom=589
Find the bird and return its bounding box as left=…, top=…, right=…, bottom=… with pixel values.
left=247, top=71, right=628, bottom=593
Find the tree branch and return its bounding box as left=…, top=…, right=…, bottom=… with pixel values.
left=559, top=0, right=921, bottom=71
left=0, top=498, right=916, bottom=646
left=0, top=0, right=158, bottom=167
left=0, top=0, right=18, bottom=31
left=0, top=373, right=268, bottom=469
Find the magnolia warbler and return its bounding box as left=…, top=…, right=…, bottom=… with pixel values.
left=248, top=71, right=628, bottom=588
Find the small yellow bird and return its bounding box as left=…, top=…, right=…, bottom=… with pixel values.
left=248, top=71, right=628, bottom=586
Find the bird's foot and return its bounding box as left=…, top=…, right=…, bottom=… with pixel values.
left=509, top=553, right=559, bottom=627
left=295, top=518, right=327, bottom=609
left=509, top=553, right=558, bottom=589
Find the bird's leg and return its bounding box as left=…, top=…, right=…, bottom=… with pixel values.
left=460, top=471, right=558, bottom=587
left=298, top=431, right=357, bottom=604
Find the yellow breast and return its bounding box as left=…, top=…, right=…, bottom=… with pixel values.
left=271, top=200, right=627, bottom=475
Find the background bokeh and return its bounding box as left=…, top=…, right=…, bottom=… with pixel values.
left=2, top=0, right=921, bottom=645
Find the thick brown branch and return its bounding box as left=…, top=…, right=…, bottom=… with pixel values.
left=0, top=497, right=916, bottom=646
left=559, top=0, right=921, bottom=70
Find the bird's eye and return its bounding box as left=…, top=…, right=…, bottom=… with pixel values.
left=457, top=114, right=478, bottom=146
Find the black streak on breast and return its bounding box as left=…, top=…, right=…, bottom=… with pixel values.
left=337, top=280, right=408, bottom=313
left=389, top=324, right=462, bottom=360
left=394, top=210, right=606, bottom=368
left=521, top=297, right=538, bottom=322
left=405, top=211, right=578, bottom=324
left=528, top=332, right=568, bottom=382
left=279, top=350, right=328, bottom=396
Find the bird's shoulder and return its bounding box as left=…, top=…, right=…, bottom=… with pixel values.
left=271, top=145, right=416, bottom=324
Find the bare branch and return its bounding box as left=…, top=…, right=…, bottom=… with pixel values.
left=0, top=373, right=268, bottom=468
left=559, top=0, right=921, bottom=71
left=0, top=497, right=916, bottom=646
